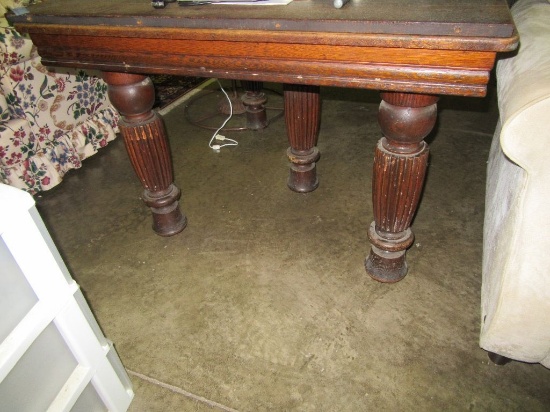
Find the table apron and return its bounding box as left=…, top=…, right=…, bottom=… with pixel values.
left=16, top=25, right=501, bottom=97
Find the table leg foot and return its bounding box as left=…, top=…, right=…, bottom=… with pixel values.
left=365, top=223, right=413, bottom=283
left=142, top=184, right=187, bottom=236
left=365, top=249, right=408, bottom=283
left=286, top=147, right=320, bottom=192
left=284, top=84, right=321, bottom=193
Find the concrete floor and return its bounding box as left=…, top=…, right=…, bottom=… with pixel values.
left=35, top=82, right=550, bottom=411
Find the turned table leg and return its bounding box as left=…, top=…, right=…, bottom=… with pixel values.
left=365, top=92, right=438, bottom=282
left=284, top=84, right=321, bottom=193
left=241, top=80, right=268, bottom=130
left=102, top=72, right=187, bottom=236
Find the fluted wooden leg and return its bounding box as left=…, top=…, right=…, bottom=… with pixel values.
left=365, top=92, right=438, bottom=282
left=284, top=84, right=321, bottom=193
left=103, top=72, right=187, bottom=236
left=241, top=80, right=268, bottom=130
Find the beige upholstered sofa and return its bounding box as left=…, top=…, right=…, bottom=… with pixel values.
left=0, top=0, right=119, bottom=193
left=481, top=0, right=550, bottom=368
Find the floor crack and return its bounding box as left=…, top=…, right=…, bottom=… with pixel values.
left=126, top=369, right=240, bottom=412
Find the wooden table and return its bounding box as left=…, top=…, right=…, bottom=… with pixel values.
left=11, top=0, right=518, bottom=283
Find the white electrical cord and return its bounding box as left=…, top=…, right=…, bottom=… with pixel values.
left=209, top=80, right=239, bottom=151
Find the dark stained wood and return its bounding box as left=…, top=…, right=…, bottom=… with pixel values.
left=13, top=26, right=506, bottom=96
left=241, top=81, right=268, bottom=130
left=103, top=72, right=187, bottom=236
left=15, top=25, right=517, bottom=51
left=10, top=1, right=518, bottom=281
left=365, top=92, right=437, bottom=283
left=11, top=0, right=517, bottom=97
left=10, top=0, right=516, bottom=38
left=284, top=84, right=321, bottom=193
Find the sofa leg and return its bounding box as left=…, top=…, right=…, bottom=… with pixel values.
left=488, top=351, right=512, bottom=366
left=103, top=72, right=187, bottom=236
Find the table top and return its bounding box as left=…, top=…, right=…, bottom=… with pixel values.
left=11, top=0, right=515, bottom=40
left=10, top=0, right=518, bottom=96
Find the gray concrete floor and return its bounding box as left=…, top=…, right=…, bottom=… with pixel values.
left=35, top=82, right=550, bottom=411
